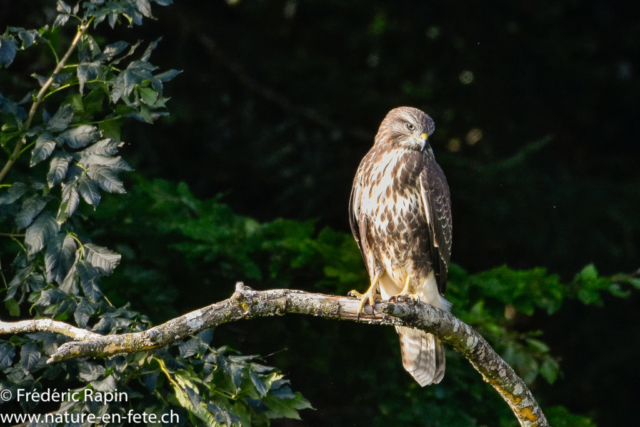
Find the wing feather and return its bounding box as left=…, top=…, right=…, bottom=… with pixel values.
left=420, top=160, right=452, bottom=295
left=348, top=173, right=368, bottom=265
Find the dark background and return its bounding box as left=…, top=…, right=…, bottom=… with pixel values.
left=2, top=1, right=639, bottom=425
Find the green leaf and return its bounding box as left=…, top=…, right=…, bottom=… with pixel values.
left=526, top=338, right=550, bottom=354
left=78, top=360, right=105, bottom=381
left=33, top=72, right=72, bottom=88
left=47, top=152, right=73, bottom=188
left=7, top=27, right=38, bottom=49
left=136, top=0, right=153, bottom=18
left=78, top=175, right=101, bottom=206
left=0, top=343, right=16, bottom=370
left=5, top=266, right=31, bottom=301
left=0, top=36, right=19, bottom=68
left=56, top=0, right=71, bottom=14
left=141, top=37, right=162, bottom=62
left=178, top=338, right=201, bottom=359
left=540, top=358, right=559, bottom=384
left=58, top=183, right=80, bottom=221
left=83, top=89, right=105, bottom=117
left=36, top=288, right=65, bottom=306
left=77, top=61, right=101, bottom=93
left=53, top=13, right=70, bottom=28
left=31, top=132, right=59, bottom=166
left=25, top=211, right=60, bottom=257
left=0, top=182, right=27, bottom=205
left=82, top=138, right=120, bottom=156
left=46, top=104, right=74, bottom=132
left=74, top=298, right=96, bottom=328
left=5, top=298, right=20, bottom=316
left=59, top=264, right=78, bottom=294
left=79, top=154, right=132, bottom=171
left=45, top=233, right=77, bottom=283
left=546, top=406, right=597, bottom=426
left=263, top=391, right=313, bottom=420
left=91, top=375, right=117, bottom=392
left=96, top=41, right=129, bottom=62
left=27, top=333, right=63, bottom=356
left=59, top=125, right=101, bottom=148
left=77, top=260, right=103, bottom=302
left=20, top=342, right=41, bottom=373
left=16, top=194, right=47, bottom=229
left=250, top=370, right=268, bottom=397
left=577, top=264, right=598, bottom=281
left=138, top=87, right=158, bottom=106
left=78, top=35, right=101, bottom=63
left=155, top=69, right=182, bottom=82
left=84, top=243, right=121, bottom=275
left=87, top=166, right=126, bottom=194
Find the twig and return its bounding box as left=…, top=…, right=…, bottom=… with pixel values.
left=0, top=283, right=548, bottom=427
left=0, top=233, right=25, bottom=237
left=0, top=21, right=90, bottom=184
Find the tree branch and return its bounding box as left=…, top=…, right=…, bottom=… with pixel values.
left=0, top=318, right=100, bottom=341
left=0, top=283, right=548, bottom=427
left=0, top=20, right=90, bottom=184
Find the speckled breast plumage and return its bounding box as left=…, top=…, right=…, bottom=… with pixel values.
left=357, top=147, right=433, bottom=286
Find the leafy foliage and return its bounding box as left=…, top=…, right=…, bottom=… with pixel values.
left=1, top=1, right=638, bottom=426
left=0, top=1, right=309, bottom=425
left=86, top=177, right=640, bottom=426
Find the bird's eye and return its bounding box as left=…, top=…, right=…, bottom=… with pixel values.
left=406, top=123, right=415, bottom=131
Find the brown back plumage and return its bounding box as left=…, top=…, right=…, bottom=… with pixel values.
left=349, top=106, right=452, bottom=386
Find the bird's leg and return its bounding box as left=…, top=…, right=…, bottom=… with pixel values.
left=400, top=275, right=412, bottom=295
left=348, top=273, right=380, bottom=320
left=390, top=276, right=419, bottom=303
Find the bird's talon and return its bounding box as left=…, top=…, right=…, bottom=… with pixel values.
left=348, top=289, right=363, bottom=299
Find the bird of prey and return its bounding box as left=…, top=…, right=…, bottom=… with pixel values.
left=349, top=106, right=452, bottom=386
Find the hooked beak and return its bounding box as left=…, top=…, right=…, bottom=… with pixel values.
left=419, top=133, right=428, bottom=152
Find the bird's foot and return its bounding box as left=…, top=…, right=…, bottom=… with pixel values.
left=349, top=287, right=380, bottom=321
left=348, top=290, right=364, bottom=299
left=389, top=293, right=420, bottom=304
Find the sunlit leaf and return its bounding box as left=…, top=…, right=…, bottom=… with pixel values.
left=84, top=243, right=121, bottom=275
left=0, top=343, right=16, bottom=370
left=45, top=233, right=77, bottom=284
left=77, top=61, right=101, bottom=93
left=0, top=182, right=27, bottom=205
left=31, top=132, right=59, bottom=166
left=16, top=194, right=47, bottom=229
left=0, top=36, right=19, bottom=68
left=46, top=104, right=74, bottom=132
left=58, top=183, right=80, bottom=221
left=77, top=260, right=103, bottom=303
left=87, top=165, right=126, bottom=194
left=20, top=342, right=41, bottom=373
left=59, top=125, right=101, bottom=148
left=78, top=175, right=101, bottom=206
left=47, top=152, right=73, bottom=188
left=96, top=41, right=129, bottom=62
left=25, top=211, right=60, bottom=257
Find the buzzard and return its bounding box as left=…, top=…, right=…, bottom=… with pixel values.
left=349, top=106, right=452, bottom=386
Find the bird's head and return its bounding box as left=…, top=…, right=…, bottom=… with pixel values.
left=375, top=106, right=436, bottom=153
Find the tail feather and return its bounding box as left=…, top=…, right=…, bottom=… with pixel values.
left=396, top=326, right=445, bottom=386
